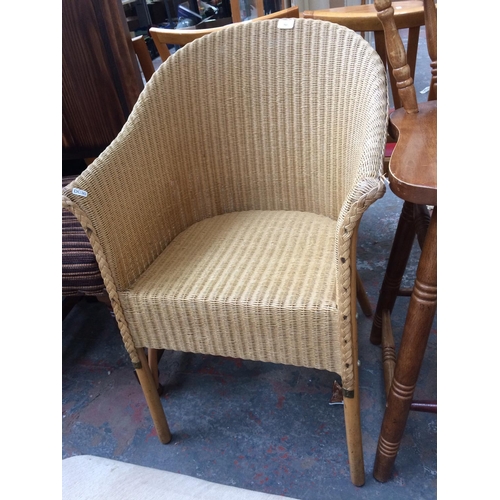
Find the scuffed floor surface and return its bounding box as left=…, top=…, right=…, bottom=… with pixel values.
left=63, top=188, right=437, bottom=500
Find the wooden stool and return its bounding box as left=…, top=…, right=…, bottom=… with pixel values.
left=370, top=0, right=437, bottom=482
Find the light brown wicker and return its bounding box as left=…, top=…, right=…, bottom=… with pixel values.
left=62, top=19, right=388, bottom=486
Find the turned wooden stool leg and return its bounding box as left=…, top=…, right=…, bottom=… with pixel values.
left=135, top=348, right=172, bottom=444
left=370, top=201, right=417, bottom=345
left=413, top=203, right=431, bottom=250
left=356, top=273, right=373, bottom=317
left=373, top=207, right=437, bottom=482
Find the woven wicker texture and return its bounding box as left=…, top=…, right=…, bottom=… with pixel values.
left=121, top=210, right=342, bottom=371
left=62, top=20, right=388, bottom=386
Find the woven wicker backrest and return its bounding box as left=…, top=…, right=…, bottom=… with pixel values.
left=63, top=19, right=388, bottom=292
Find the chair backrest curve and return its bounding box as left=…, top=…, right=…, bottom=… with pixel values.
left=63, top=20, right=388, bottom=291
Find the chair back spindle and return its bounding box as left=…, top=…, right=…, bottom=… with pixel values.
left=423, top=0, right=437, bottom=100
left=374, top=0, right=419, bottom=113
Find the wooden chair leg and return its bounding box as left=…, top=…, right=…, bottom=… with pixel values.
left=370, top=201, right=416, bottom=345
left=148, top=348, right=160, bottom=389
left=373, top=208, right=437, bottom=482
left=135, top=348, right=172, bottom=444
left=413, top=203, right=431, bottom=250
left=344, top=249, right=365, bottom=487
left=356, top=273, right=373, bottom=317
left=343, top=392, right=365, bottom=486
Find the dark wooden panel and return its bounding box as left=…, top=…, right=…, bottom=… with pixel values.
left=62, top=0, right=144, bottom=159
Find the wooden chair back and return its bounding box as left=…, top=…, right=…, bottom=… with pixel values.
left=150, top=6, right=300, bottom=62
left=373, top=0, right=437, bottom=206
left=423, top=0, right=437, bottom=101
left=303, top=1, right=426, bottom=110
left=374, top=0, right=436, bottom=112
left=369, top=6, right=437, bottom=482
left=132, top=35, right=155, bottom=82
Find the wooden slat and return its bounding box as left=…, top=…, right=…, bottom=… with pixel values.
left=150, top=6, right=300, bottom=63
left=132, top=35, right=155, bottom=82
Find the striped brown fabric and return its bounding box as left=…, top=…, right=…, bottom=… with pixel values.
left=62, top=175, right=106, bottom=297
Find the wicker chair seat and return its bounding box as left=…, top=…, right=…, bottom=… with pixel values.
left=120, top=210, right=342, bottom=373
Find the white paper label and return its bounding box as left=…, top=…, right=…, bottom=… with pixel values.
left=72, top=187, right=88, bottom=197
left=278, top=19, right=295, bottom=30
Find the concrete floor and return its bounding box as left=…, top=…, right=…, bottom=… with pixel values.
left=62, top=184, right=437, bottom=499
left=62, top=25, right=436, bottom=499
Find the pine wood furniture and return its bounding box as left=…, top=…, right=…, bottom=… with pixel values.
left=62, top=19, right=389, bottom=486
left=150, top=6, right=300, bottom=62
left=370, top=0, right=437, bottom=482
left=132, top=35, right=156, bottom=82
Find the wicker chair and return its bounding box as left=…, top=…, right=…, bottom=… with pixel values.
left=62, top=19, right=388, bottom=486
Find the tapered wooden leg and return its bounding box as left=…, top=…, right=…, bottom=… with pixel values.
left=148, top=348, right=160, bottom=389
left=370, top=201, right=416, bottom=345
left=345, top=243, right=365, bottom=487
left=373, top=208, right=437, bottom=482
left=356, top=273, right=373, bottom=317
left=344, top=394, right=365, bottom=486
left=135, top=348, right=172, bottom=444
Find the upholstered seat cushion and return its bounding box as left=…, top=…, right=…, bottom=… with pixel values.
left=62, top=455, right=300, bottom=500
left=62, top=175, right=106, bottom=297
left=120, top=210, right=342, bottom=374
